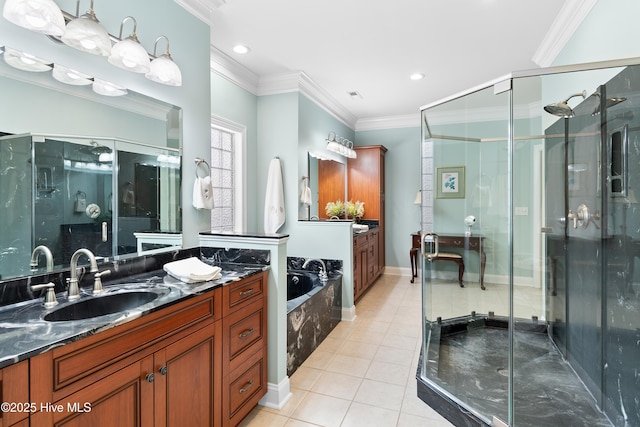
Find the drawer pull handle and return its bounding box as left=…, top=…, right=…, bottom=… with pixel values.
left=238, top=328, right=255, bottom=338
left=145, top=373, right=155, bottom=383
left=239, top=379, right=254, bottom=394
left=159, top=366, right=168, bottom=375
left=239, top=288, right=255, bottom=297
left=239, top=328, right=255, bottom=339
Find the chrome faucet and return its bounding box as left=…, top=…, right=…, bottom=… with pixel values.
left=30, top=245, right=53, bottom=272
left=302, top=258, right=328, bottom=282
left=68, top=249, right=110, bottom=299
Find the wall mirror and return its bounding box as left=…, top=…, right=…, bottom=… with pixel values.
left=303, top=152, right=346, bottom=220
left=0, top=44, right=182, bottom=281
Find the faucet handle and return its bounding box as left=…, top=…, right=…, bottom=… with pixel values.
left=31, top=282, right=58, bottom=308
left=93, top=270, right=111, bottom=295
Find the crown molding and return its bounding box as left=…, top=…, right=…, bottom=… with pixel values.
left=174, top=0, right=223, bottom=23
left=532, top=0, right=598, bottom=67
left=355, top=114, right=420, bottom=131
left=210, top=46, right=259, bottom=94
left=258, top=71, right=358, bottom=129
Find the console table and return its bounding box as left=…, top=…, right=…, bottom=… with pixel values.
left=411, top=233, right=487, bottom=289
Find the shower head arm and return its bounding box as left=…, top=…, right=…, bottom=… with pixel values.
left=563, top=90, right=587, bottom=103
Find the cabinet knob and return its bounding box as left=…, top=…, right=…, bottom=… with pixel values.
left=159, top=366, right=168, bottom=375
left=145, top=373, right=155, bottom=383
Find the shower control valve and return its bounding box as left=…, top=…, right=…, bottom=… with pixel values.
left=567, top=204, right=598, bottom=229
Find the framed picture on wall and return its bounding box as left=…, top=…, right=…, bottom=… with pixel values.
left=436, top=166, right=465, bottom=199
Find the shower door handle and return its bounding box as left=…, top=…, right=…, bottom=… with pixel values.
left=421, top=232, right=439, bottom=261
left=567, top=204, right=600, bottom=229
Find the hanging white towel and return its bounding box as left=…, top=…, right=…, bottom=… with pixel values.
left=264, top=157, right=285, bottom=233
left=193, top=176, right=214, bottom=210
left=300, top=185, right=312, bottom=206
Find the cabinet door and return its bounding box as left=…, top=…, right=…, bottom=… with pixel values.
left=32, top=356, right=154, bottom=427
left=0, top=360, right=29, bottom=427
left=155, top=322, right=222, bottom=427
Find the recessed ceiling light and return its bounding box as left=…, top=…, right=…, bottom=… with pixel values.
left=410, top=73, right=425, bottom=80
left=233, top=45, right=250, bottom=54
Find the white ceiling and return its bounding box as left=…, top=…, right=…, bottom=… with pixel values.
left=179, top=0, right=596, bottom=129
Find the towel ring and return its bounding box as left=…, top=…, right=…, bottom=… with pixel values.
left=195, top=158, right=210, bottom=178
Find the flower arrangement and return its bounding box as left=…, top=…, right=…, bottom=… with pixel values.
left=345, top=200, right=365, bottom=219
left=325, top=200, right=344, bottom=218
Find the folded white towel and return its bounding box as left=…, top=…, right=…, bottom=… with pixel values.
left=264, top=158, right=285, bottom=233
left=192, top=176, right=214, bottom=210
left=163, top=257, right=222, bottom=283
left=300, top=186, right=312, bottom=206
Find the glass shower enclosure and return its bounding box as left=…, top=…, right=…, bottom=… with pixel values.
left=418, top=58, right=640, bottom=426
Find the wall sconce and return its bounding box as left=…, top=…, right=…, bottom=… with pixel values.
left=61, top=0, right=111, bottom=56
left=108, top=16, right=150, bottom=73
left=2, top=0, right=65, bottom=36
left=3, top=0, right=183, bottom=86
left=326, top=132, right=357, bottom=159
left=145, top=36, right=182, bottom=86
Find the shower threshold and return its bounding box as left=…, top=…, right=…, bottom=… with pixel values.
left=416, top=315, right=612, bottom=427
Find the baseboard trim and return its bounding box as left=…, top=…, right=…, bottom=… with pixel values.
left=259, top=377, right=292, bottom=410
left=342, top=305, right=357, bottom=322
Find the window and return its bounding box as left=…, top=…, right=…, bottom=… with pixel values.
left=210, top=116, right=246, bottom=232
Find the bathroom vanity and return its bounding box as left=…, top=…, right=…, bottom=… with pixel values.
left=0, top=254, right=268, bottom=427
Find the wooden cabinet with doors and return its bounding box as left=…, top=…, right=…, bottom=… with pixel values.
left=0, top=360, right=29, bottom=427
left=30, top=289, right=222, bottom=427
left=348, top=145, right=387, bottom=299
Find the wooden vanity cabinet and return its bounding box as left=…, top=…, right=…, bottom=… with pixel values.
left=221, top=271, right=268, bottom=427
left=348, top=145, right=386, bottom=301
left=30, top=290, right=222, bottom=427
left=0, top=360, right=29, bottom=427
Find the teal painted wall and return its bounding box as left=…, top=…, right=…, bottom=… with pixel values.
left=211, top=72, right=259, bottom=230
left=355, top=127, right=421, bottom=269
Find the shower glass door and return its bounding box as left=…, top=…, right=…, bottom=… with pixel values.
left=419, top=84, right=511, bottom=425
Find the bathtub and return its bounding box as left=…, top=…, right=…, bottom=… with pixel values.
left=286, top=270, right=342, bottom=376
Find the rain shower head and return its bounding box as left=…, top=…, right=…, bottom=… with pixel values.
left=543, top=90, right=587, bottom=118
left=591, top=92, right=627, bottom=116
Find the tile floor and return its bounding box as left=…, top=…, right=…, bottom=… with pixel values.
left=239, top=273, right=456, bottom=427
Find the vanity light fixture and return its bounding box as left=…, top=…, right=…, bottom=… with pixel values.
left=145, top=36, right=182, bottom=86
left=108, top=16, right=150, bottom=74
left=326, top=132, right=357, bottom=159
left=52, top=63, right=92, bottom=85
left=92, top=78, right=127, bottom=96
left=2, top=0, right=65, bottom=36
left=3, top=47, right=51, bottom=72
left=61, top=0, right=111, bottom=56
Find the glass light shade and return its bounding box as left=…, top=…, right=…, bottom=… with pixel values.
left=92, top=78, right=127, bottom=96
left=61, top=12, right=111, bottom=56
left=2, top=0, right=65, bottom=36
left=52, top=64, right=92, bottom=85
left=108, top=37, right=150, bottom=73
left=145, top=54, right=182, bottom=86
left=3, top=48, right=51, bottom=72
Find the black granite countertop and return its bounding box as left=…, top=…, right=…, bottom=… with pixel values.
left=0, top=262, right=267, bottom=369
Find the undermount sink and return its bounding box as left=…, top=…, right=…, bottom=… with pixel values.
left=44, top=288, right=169, bottom=322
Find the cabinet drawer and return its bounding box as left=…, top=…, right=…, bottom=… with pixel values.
left=224, top=299, right=266, bottom=374
left=223, top=272, right=266, bottom=316
left=226, top=349, right=266, bottom=424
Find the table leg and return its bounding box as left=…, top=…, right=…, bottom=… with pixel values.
left=480, top=250, right=486, bottom=290
left=410, top=248, right=418, bottom=283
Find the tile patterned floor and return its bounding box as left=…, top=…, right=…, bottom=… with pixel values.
left=239, top=274, right=456, bottom=427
